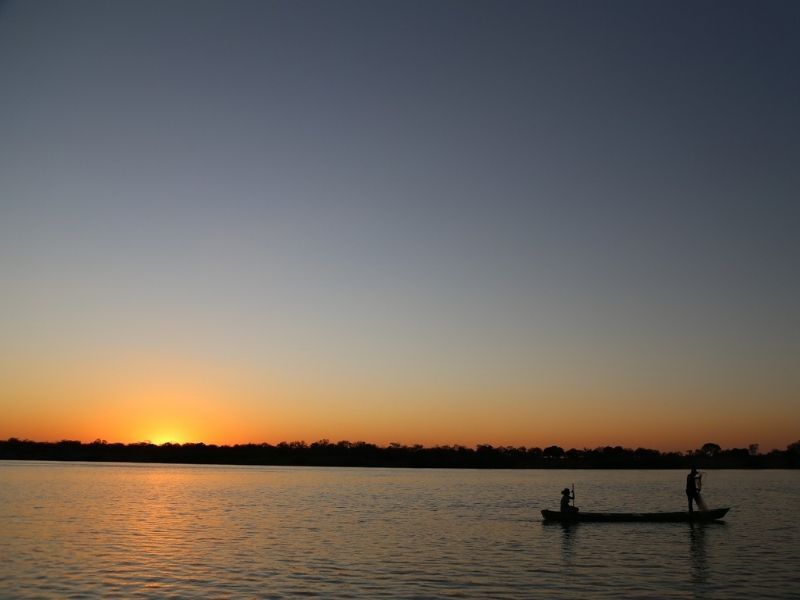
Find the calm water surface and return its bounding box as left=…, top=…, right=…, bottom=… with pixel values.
left=1, top=462, right=798, bottom=598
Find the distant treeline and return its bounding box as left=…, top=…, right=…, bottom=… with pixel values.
left=1, top=438, right=798, bottom=468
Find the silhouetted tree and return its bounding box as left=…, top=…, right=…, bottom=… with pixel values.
left=0, top=438, right=797, bottom=469
left=543, top=445, right=564, bottom=459
left=700, top=442, right=722, bottom=458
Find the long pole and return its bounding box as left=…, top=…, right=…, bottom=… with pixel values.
left=572, top=483, right=575, bottom=507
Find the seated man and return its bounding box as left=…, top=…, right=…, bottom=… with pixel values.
left=560, top=487, right=579, bottom=513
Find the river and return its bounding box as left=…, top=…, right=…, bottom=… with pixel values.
left=1, top=462, right=797, bottom=598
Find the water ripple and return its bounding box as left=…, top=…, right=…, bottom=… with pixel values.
left=1, top=463, right=798, bottom=598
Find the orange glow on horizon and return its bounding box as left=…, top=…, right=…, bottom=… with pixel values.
left=1, top=351, right=797, bottom=452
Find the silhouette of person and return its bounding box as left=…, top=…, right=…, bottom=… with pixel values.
left=560, top=488, right=578, bottom=513
left=686, top=467, right=703, bottom=513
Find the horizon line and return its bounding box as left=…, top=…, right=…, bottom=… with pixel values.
left=4, top=437, right=797, bottom=455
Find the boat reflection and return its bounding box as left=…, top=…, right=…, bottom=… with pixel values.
left=559, top=521, right=577, bottom=578
left=561, top=522, right=576, bottom=551
left=689, top=522, right=709, bottom=592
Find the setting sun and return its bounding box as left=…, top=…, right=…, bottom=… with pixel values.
left=148, top=432, right=187, bottom=446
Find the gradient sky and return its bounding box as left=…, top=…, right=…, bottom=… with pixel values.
left=1, top=0, right=798, bottom=451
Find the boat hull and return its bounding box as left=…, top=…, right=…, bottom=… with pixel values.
left=541, top=508, right=729, bottom=523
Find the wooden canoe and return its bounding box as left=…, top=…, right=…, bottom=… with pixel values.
left=541, top=507, right=730, bottom=523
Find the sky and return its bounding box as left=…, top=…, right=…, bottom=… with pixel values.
left=1, top=0, right=798, bottom=451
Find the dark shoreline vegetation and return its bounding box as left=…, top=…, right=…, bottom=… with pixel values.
left=1, top=438, right=798, bottom=468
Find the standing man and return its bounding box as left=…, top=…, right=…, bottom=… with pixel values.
left=686, top=467, right=702, bottom=513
